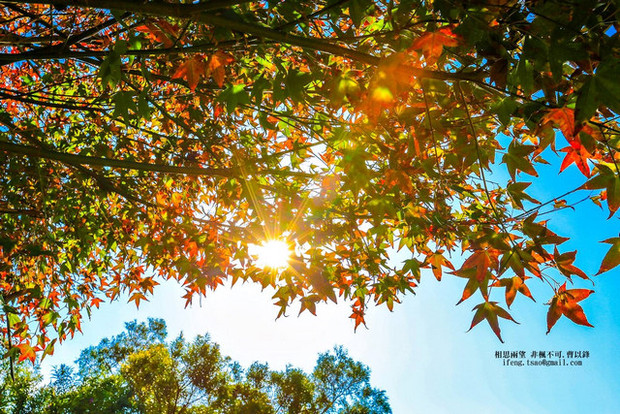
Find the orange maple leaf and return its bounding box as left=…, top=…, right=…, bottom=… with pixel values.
left=350, top=297, right=367, bottom=331
left=90, top=297, right=104, bottom=308
left=428, top=250, right=454, bottom=281
left=410, top=28, right=461, bottom=65
left=546, top=283, right=594, bottom=334
left=542, top=107, right=575, bottom=140
left=17, top=343, right=37, bottom=363
left=172, top=56, right=206, bottom=91
left=185, top=240, right=198, bottom=258
left=129, top=292, right=147, bottom=309
left=207, top=51, right=234, bottom=88
left=553, top=247, right=589, bottom=280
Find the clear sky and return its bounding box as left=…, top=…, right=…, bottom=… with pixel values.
left=40, top=149, right=620, bottom=413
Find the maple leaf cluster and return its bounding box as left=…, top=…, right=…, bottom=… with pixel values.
left=0, top=0, right=618, bottom=362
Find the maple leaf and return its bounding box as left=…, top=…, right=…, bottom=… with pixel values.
left=135, top=20, right=178, bottom=48
left=17, top=343, right=37, bottom=363
left=491, top=276, right=535, bottom=308
left=499, top=250, right=525, bottom=278
left=502, top=141, right=538, bottom=180
left=559, top=142, right=592, bottom=177
left=172, top=56, right=207, bottom=91
left=129, top=292, right=147, bottom=309
left=597, top=237, right=620, bottom=275
left=427, top=250, right=454, bottom=281
left=42, top=339, right=57, bottom=359
left=409, top=27, right=461, bottom=65
left=454, top=267, right=490, bottom=305
left=90, top=297, right=104, bottom=308
left=207, top=51, right=234, bottom=88
left=350, top=298, right=367, bottom=331
left=291, top=261, right=337, bottom=303
left=506, top=182, right=540, bottom=210
left=542, top=107, right=575, bottom=140
left=547, top=283, right=594, bottom=333
left=307, top=267, right=338, bottom=303
left=299, top=295, right=318, bottom=316
left=582, top=164, right=620, bottom=217
left=468, top=301, right=518, bottom=343
left=459, top=248, right=500, bottom=283
left=522, top=214, right=569, bottom=245
left=553, top=247, right=589, bottom=280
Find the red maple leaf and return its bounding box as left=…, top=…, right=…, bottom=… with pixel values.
left=559, top=141, right=592, bottom=177
left=350, top=297, right=367, bottom=331
left=547, top=283, right=594, bottom=334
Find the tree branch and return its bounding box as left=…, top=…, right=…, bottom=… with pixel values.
left=0, top=141, right=315, bottom=178
left=1, top=0, right=256, bottom=15
left=3, top=0, right=482, bottom=82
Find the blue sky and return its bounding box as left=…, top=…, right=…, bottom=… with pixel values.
left=39, top=148, right=620, bottom=413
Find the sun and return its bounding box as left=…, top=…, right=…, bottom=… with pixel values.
left=251, top=239, right=291, bottom=270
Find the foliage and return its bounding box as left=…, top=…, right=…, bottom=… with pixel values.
left=0, top=359, right=51, bottom=414
left=0, top=0, right=619, bottom=359
left=0, top=318, right=391, bottom=413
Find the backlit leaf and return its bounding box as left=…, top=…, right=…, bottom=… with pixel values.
left=546, top=283, right=594, bottom=334
left=410, top=27, right=461, bottom=65
left=468, top=301, right=518, bottom=343
left=597, top=237, right=620, bottom=275
left=172, top=56, right=207, bottom=91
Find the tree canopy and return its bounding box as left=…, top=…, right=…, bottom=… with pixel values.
left=0, top=318, right=391, bottom=413
left=0, top=0, right=619, bottom=360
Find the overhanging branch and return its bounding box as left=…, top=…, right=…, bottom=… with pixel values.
left=0, top=141, right=315, bottom=178
left=3, top=0, right=482, bottom=82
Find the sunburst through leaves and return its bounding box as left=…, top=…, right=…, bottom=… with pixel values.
left=251, top=239, right=292, bottom=270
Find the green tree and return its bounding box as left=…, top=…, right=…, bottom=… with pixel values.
left=120, top=336, right=230, bottom=413
left=0, top=0, right=619, bottom=359
left=75, top=318, right=168, bottom=379
left=0, top=319, right=391, bottom=414
left=313, top=346, right=390, bottom=414
left=0, top=357, right=50, bottom=414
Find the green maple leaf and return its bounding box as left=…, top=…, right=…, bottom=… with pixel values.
left=598, top=237, right=620, bottom=275
left=502, top=141, right=538, bottom=180
left=582, top=164, right=620, bottom=218
left=468, top=301, right=519, bottom=343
